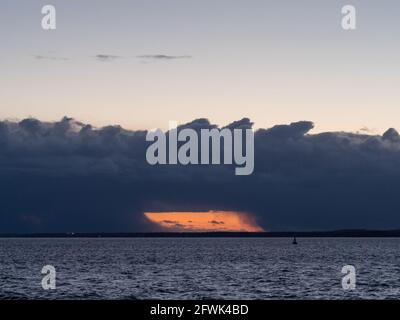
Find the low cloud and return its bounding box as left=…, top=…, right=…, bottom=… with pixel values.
left=34, top=55, right=69, bottom=61
left=95, top=54, right=122, bottom=62
left=162, top=220, right=178, bottom=224
left=33, top=54, right=191, bottom=63
left=209, top=220, right=225, bottom=225
left=137, top=54, right=192, bottom=60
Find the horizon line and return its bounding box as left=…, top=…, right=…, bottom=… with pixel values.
left=2, top=229, right=400, bottom=238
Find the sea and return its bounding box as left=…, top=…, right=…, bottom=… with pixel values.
left=1, top=237, right=399, bottom=299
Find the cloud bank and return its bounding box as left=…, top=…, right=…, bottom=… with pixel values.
left=1, top=116, right=400, bottom=233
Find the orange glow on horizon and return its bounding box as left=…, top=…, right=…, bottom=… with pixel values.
left=144, top=211, right=263, bottom=232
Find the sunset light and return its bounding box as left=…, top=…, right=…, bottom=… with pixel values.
left=144, top=211, right=263, bottom=232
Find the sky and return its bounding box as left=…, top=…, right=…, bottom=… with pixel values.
left=1, top=0, right=399, bottom=133
left=1, top=1, right=400, bottom=233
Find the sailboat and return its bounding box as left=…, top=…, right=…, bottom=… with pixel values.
left=292, top=236, right=297, bottom=245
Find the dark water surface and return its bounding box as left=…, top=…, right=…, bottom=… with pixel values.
left=1, top=238, right=399, bottom=299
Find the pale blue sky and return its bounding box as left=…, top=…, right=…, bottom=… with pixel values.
left=1, top=0, right=399, bottom=132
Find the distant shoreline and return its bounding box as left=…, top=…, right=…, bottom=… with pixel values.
left=2, top=230, right=400, bottom=238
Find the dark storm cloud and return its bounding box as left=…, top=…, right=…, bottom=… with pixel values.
left=1, top=116, right=400, bottom=233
